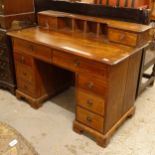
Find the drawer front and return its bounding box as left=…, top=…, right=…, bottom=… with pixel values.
left=77, top=107, right=104, bottom=132
left=17, top=79, right=36, bottom=97
left=80, top=58, right=107, bottom=77
left=0, top=48, right=9, bottom=62
left=15, top=64, right=36, bottom=97
left=14, top=52, right=33, bottom=67
left=15, top=64, right=33, bottom=83
left=14, top=39, right=52, bottom=63
left=53, top=50, right=80, bottom=72
left=77, top=89, right=105, bottom=116
left=108, top=28, right=137, bottom=47
left=53, top=50, right=107, bottom=77
left=77, top=73, right=107, bottom=96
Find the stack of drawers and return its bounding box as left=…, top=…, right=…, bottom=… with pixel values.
left=0, top=0, right=35, bottom=93
left=12, top=38, right=72, bottom=108
left=76, top=72, right=106, bottom=133
left=52, top=49, right=107, bottom=135
left=13, top=38, right=53, bottom=99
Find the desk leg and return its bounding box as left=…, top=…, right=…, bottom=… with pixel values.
left=73, top=106, right=135, bottom=147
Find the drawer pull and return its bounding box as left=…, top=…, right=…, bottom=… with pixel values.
left=87, top=82, right=94, bottom=89
left=73, top=59, right=80, bottom=67
left=20, top=56, right=25, bottom=64
left=86, top=116, right=92, bottom=123
left=87, top=99, right=93, bottom=107
left=1, top=5, right=4, bottom=9
left=119, top=34, right=125, bottom=40
left=28, top=45, right=34, bottom=51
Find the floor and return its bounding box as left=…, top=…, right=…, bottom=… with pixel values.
left=0, top=85, right=155, bottom=155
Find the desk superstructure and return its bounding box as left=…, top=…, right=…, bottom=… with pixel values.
left=8, top=10, right=151, bottom=147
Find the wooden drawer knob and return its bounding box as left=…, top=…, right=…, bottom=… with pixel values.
left=0, top=4, right=4, bottom=10
left=87, top=99, right=93, bottom=107
left=20, top=56, right=25, bottom=64
left=28, top=45, right=34, bottom=51
left=119, top=34, right=125, bottom=40
left=73, top=58, right=80, bottom=67
left=1, top=5, right=4, bottom=9
left=87, top=82, right=94, bottom=89
left=86, top=116, right=92, bottom=123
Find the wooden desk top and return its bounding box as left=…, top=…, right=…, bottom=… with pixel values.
left=8, top=27, right=147, bottom=65
left=38, top=10, right=151, bottom=33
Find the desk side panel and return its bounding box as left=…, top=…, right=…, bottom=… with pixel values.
left=104, top=59, right=129, bottom=133
left=122, top=50, right=142, bottom=114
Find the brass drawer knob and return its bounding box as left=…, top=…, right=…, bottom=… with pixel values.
left=87, top=99, right=93, bottom=107
left=86, top=116, right=92, bottom=123
left=73, top=58, right=80, bottom=67
left=20, top=56, right=25, bottom=64
left=87, top=82, right=94, bottom=89
left=119, top=34, right=125, bottom=40
left=1, top=5, right=4, bottom=9
left=28, top=45, right=34, bottom=51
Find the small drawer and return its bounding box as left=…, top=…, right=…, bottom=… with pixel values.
left=53, top=50, right=80, bottom=72
left=14, top=52, right=33, bottom=67
left=77, top=73, right=107, bottom=96
left=80, top=58, right=107, bottom=77
left=77, top=107, right=104, bottom=132
left=108, top=28, right=137, bottom=47
left=13, top=38, right=52, bottom=63
left=15, top=64, right=33, bottom=82
left=17, top=79, right=36, bottom=97
left=77, top=89, right=105, bottom=116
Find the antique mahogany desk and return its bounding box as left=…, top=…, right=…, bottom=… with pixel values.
left=8, top=11, right=151, bottom=147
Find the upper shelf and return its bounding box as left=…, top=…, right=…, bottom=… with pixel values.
left=37, top=10, right=151, bottom=47
left=38, top=10, right=151, bottom=33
